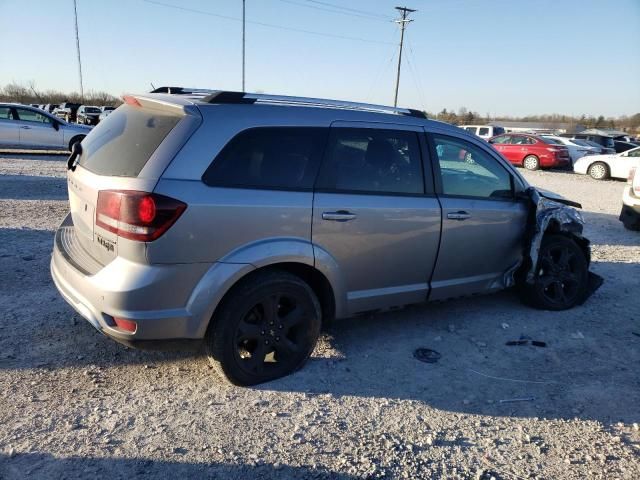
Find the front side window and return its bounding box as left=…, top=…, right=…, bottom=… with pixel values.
left=627, top=148, right=640, bottom=158
left=15, top=108, right=51, bottom=124
left=433, top=135, right=513, bottom=199
left=315, top=128, right=424, bottom=195
left=202, top=127, right=327, bottom=190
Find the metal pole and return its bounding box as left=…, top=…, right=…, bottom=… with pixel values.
left=73, top=0, right=84, bottom=99
left=242, top=0, right=246, bottom=91
left=393, top=6, right=415, bottom=107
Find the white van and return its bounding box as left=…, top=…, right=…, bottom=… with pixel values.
left=460, top=125, right=505, bottom=141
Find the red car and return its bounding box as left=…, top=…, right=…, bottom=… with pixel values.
left=488, top=133, right=571, bottom=170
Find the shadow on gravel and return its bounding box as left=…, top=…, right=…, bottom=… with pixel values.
left=0, top=452, right=357, bottom=480
left=261, top=261, right=640, bottom=424
left=2, top=223, right=638, bottom=425
left=0, top=151, right=68, bottom=161
left=0, top=174, right=67, bottom=200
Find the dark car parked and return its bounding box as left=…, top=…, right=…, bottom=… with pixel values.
left=560, top=133, right=615, bottom=154
left=613, top=140, right=639, bottom=154
left=488, top=133, right=571, bottom=170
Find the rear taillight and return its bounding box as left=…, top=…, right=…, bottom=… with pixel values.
left=96, top=190, right=186, bottom=242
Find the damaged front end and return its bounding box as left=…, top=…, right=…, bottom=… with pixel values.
left=516, top=187, right=603, bottom=305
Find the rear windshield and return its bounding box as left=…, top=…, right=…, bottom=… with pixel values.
left=541, top=137, right=562, bottom=144
left=78, top=104, right=181, bottom=177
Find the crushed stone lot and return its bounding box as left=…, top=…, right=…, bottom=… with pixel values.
left=0, top=153, right=639, bottom=479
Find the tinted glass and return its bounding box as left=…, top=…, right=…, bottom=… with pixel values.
left=464, top=127, right=477, bottom=133
left=15, top=108, right=51, bottom=124
left=493, top=127, right=505, bottom=135
left=490, top=135, right=510, bottom=144
left=203, top=127, right=327, bottom=190
left=78, top=104, right=181, bottom=177
left=434, top=135, right=512, bottom=199
left=0, top=107, right=12, bottom=120
left=627, top=148, right=640, bottom=157
left=541, top=137, right=562, bottom=145
left=316, top=128, right=424, bottom=195
left=478, top=127, right=490, bottom=136
left=84, top=107, right=101, bottom=113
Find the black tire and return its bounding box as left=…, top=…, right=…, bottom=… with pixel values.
left=588, top=162, right=609, bottom=180
left=68, top=135, right=85, bottom=152
left=523, top=155, right=540, bottom=171
left=520, top=234, right=589, bottom=310
left=206, top=271, right=322, bottom=386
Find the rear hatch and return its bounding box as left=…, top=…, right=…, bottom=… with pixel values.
left=65, top=96, right=201, bottom=270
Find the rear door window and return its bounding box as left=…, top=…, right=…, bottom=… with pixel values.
left=202, top=127, right=328, bottom=190
left=315, top=128, right=425, bottom=195
left=78, top=104, right=181, bottom=177
left=0, top=106, right=13, bottom=120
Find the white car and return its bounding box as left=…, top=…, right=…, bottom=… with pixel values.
left=620, top=163, right=640, bottom=230
left=573, top=146, right=640, bottom=180
left=98, top=106, right=116, bottom=122
left=460, top=125, right=505, bottom=141
left=541, top=135, right=598, bottom=164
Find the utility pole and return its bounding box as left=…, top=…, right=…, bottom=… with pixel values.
left=242, top=0, right=246, bottom=91
left=393, top=6, right=415, bottom=107
left=73, top=0, right=84, bottom=99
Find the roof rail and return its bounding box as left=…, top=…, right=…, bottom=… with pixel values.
left=149, top=87, right=426, bottom=118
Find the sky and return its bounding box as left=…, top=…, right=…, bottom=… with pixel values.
left=0, top=0, right=639, bottom=117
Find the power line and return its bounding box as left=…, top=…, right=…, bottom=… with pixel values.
left=303, top=0, right=390, bottom=20
left=393, top=6, right=416, bottom=107
left=278, top=0, right=392, bottom=22
left=73, top=0, right=84, bottom=99
left=142, top=0, right=395, bottom=46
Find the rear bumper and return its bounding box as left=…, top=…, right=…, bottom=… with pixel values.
left=50, top=216, right=253, bottom=343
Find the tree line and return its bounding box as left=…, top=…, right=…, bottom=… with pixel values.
left=0, top=82, right=121, bottom=107
left=430, top=107, right=640, bottom=133
left=2, top=82, right=638, bottom=133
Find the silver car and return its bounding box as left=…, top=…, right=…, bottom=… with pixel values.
left=0, top=103, right=91, bottom=151
left=51, top=89, right=592, bottom=385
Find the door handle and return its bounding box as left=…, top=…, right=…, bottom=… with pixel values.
left=322, top=210, right=356, bottom=222
left=447, top=211, right=471, bottom=221
left=20, top=125, right=31, bottom=129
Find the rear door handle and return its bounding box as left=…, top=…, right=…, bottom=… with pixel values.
left=447, top=211, right=471, bottom=221
left=322, top=210, right=356, bottom=222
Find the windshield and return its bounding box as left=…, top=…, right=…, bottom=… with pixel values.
left=85, top=107, right=101, bottom=113
left=78, top=104, right=182, bottom=177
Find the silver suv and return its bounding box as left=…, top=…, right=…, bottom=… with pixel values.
left=51, top=88, right=591, bottom=385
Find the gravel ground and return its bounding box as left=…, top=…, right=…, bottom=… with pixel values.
left=0, top=155, right=638, bottom=480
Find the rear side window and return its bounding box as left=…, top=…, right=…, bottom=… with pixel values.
left=202, top=127, right=327, bottom=190
left=315, top=128, right=424, bottom=195
left=78, top=105, right=181, bottom=177
left=0, top=107, right=12, bottom=120
left=478, top=127, right=490, bottom=136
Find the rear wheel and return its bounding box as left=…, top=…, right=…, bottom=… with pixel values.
left=206, top=271, right=322, bottom=386
left=520, top=234, right=589, bottom=310
left=523, top=155, right=540, bottom=171
left=588, top=162, right=609, bottom=180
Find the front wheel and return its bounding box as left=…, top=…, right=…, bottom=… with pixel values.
left=206, top=271, right=322, bottom=386
left=588, top=162, right=609, bottom=180
left=523, top=155, right=540, bottom=171
left=519, top=234, right=589, bottom=310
